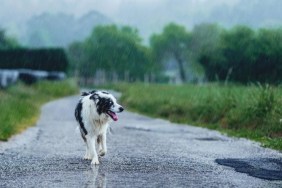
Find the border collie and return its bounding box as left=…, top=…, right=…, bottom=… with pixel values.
left=75, top=90, right=124, bottom=165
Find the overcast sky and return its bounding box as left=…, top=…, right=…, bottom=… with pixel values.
left=0, top=0, right=239, bottom=22
left=1, top=0, right=281, bottom=40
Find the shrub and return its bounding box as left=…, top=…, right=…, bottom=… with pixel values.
left=0, top=48, right=68, bottom=72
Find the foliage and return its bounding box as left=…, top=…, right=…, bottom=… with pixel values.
left=150, top=23, right=192, bottom=82
left=190, top=23, right=222, bottom=56
left=198, top=26, right=282, bottom=84
left=0, top=29, right=20, bottom=49
left=0, top=80, right=78, bottom=140
left=67, top=23, right=282, bottom=84
left=108, top=83, right=282, bottom=150
left=68, top=25, right=157, bottom=82
left=0, top=48, right=68, bottom=72
left=189, top=23, right=223, bottom=82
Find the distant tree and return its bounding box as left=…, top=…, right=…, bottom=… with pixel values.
left=0, top=29, right=20, bottom=49
left=150, top=23, right=192, bottom=82
left=68, top=25, right=156, bottom=83
left=190, top=23, right=222, bottom=59
left=199, top=25, right=282, bottom=84
left=254, top=28, right=282, bottom=83
left=190, top=23, right=223, bottom=81
left=220, top=26, right=256, bottom=82
left=199, top=25, right=256, bottom=83
left=68, top=41, right=86, bottom=76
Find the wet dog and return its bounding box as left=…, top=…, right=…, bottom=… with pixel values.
left=75, top=90, right=124, bottom=165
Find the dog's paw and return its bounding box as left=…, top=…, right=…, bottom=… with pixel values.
left=99, top=150, right=107, bottom=157
left=91, top=158, right=100, bottom=165
left=83, top=155, right=92, bottom=160
left=83, top=152, right=92, bottom=160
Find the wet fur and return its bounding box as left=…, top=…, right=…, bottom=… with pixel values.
left=75, top=90, right=123, bottom=165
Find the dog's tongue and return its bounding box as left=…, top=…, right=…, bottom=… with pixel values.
left=108, top=111, right=118, bottom=121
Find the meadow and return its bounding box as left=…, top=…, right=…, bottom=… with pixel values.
left=109, top=83, right=282, bottom=150
left=0, top=80, right=78, bottom=140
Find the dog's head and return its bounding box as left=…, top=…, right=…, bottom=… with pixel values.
left=83, top=90, right=124, bottom=121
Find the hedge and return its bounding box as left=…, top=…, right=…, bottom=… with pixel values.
left=0, top=48, right=68, bottom=72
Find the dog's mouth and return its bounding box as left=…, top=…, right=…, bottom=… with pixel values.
left=106, top=110, right=118, bottom=121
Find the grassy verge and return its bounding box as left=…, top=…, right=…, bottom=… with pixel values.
left=107, top=83, right=282, bottom=151
left=0, top=79, right=78, bottom=141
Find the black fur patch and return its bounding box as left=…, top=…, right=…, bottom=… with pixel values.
left=90, top=90, right=97, bottom=94
left=97, top=135, right=102, bottom=144
left=81, top=90, right=97, bottom=96
left=81, top=92, right=89, bottom=96
left=74, top=100, right=88, bottom=135
left=95, top=97, right=114, bottom=115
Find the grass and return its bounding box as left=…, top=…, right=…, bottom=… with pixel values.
left=106, top=83, right=282, bottom=151
left=0, top=79, right=78, bottom=141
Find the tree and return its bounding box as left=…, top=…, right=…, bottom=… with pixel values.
left=68, top=25, right=156, bottom=83
left=198, top=25, right=282, bottom=84
left=254, top=28, right=282, bottom=83
left=199, top=25, right=257, bottom=83
left=190, top=23, right=222, bottom=59
left=220, top=26, right=256, bottom=83
left=68, top=41, right=87, bottom=76
left=0, top=29, right=20, bottom=49
left=190, top=23, right=223, bottom=81
left=150, top=23, right=191, bottom=82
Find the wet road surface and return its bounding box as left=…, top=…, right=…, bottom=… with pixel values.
left=0, top=95, right=282, bottom=187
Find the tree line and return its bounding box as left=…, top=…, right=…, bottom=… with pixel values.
left=199, top=25, right=282, bottom=84
left=0, top=48, right=68, bottom=72
left=68, top=23, right=282, bottom=85
left=3, top=24, right=282, bottom=85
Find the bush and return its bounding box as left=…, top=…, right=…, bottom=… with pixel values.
left=0, top=48, right=68, bottom=72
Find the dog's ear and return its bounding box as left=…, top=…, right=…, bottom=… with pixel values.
left=90, top=93, right=99, bottom=102
left=89, top=90, right=97, bottom=94
left=81, top=92, right=89, bottom=96
left=81, top=90, right=97, bottom=96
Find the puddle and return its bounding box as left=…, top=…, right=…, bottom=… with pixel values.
left=215, top=158, right=282, bottom=181
left=195, top=137, right=227, bottom=141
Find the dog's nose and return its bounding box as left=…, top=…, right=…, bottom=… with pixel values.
left=119, top=107, right=124, bottom=112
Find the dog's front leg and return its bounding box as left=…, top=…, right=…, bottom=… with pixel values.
left=84, top=141, right=92, bottom=160
left=99, top=133, right=107, bottom=157
left=87, top=135, right=99, bottom=165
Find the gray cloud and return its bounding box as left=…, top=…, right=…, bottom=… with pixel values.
left=1, top=0, right=281, bottom=42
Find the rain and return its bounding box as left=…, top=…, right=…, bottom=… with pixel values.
left=0, top=0, right=282, bottom=187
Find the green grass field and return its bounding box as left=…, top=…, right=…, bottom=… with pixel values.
left=108, top=83, right=282, bottom=150
left=0, top=80, right=78, bottom=141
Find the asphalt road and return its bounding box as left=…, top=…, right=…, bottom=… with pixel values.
left=0, top=95, right=282, bottom=188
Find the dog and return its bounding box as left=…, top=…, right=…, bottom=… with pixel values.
left=74, top=90, right=124, bottom=165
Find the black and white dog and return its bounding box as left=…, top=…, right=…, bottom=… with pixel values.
left=75, top=90, right=124, bottom=165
